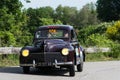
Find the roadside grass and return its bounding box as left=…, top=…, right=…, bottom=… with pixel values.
left=86, top=52, right=120, bottom=62
left=0, top=54, right=19, bottom=67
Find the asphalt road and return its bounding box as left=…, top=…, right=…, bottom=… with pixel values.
left=0, top=61, right=120, bottom=80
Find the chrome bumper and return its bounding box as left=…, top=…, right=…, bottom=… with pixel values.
left=20, top=59, right=73, bottom=67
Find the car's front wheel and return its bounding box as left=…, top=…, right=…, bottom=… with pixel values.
left=77, top=50, right=84, bottom=72
left=23, top=66, right=30, bottom=74
left=77, top=63, right=83, bottom=72
left=69, top=65, right=75, bottom=76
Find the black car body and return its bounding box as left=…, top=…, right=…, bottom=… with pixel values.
left=20, top=25, right=85, bottom=76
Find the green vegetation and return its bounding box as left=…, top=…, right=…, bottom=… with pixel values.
left=0, top=0, right=120, bottom=66
left=0, top=0, right=119, bottom=47
left=0, top=54, right=19, bottom=67
left=106, top=21, right=120, bottom=43
left=86, top=53, right=120, bottom=62
left=86, top=44, right=120, bottom=61
left=0, top=1, right=99, bottom=47
left=78, top=22, right=115, bottom=47
left=97, top=0, right=120, bottom=21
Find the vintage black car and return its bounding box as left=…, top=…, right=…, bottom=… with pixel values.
left=20, top=25, right=85, bottom=76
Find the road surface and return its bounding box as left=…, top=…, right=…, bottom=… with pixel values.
left=0, top=61, right=120, bottom=80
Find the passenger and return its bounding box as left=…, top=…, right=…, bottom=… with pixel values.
left=64, top=33, right=68, bottom=38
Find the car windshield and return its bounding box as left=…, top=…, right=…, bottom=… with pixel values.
left=35, top=29, right=69, bottom=39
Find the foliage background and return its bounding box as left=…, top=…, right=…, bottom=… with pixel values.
left=0, top=0, right=120, bottom=64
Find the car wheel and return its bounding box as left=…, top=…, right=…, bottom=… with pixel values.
left=69, top=65, right=75, bottom=76
left=83, top=51, right=86, bottom=62
left=77, top=63, right=83, bottom=72
left=77, top=49, right=84, bottom=72
left=23, top=66, right=30, bottom=74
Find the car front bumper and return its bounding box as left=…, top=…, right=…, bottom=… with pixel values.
left=20, top=59, right=73, bottom=67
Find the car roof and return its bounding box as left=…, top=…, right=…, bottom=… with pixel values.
left=36, top=25, right=74, bottom=31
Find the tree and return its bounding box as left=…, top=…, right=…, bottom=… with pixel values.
left=24, top=0, right=31, bottom=3
left=40, top=18, right=62, bottom=25
left=26, top=7, right=54, bottom=33
left=97, top=0, right=120, bottom=22
left=0, top=0, right=22, bottom=14
left=0, top=0, right=27, bottom=46
left=63, top=6, right=77, bottom=25
left=76, top=3, right=99, bottom=28
left=55, top=5, right=77, bottom=25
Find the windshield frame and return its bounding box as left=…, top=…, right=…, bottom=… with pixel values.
left=35, top=29, right=69, bottom=39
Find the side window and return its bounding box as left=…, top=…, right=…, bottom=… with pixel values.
left=71, top=30, right=77, bottom=41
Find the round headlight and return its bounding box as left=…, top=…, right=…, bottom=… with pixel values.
left=61, top=48, right=69, bottom=56
left=22, top=49, right=29, bottom=57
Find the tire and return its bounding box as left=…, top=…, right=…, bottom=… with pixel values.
left=77, top=63, right=83, bottom=72
left=23, top=67, right=30, bottom=74
left=83, top=51, right=86, bottom=62
left=69, top=65, right=75, bottom=76
left=77, top=49, right=84, bottom=72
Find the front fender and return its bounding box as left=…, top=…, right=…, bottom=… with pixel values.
left=67, top=45, right=75, bottom=62
left=20, top=46, right=42, bottom=54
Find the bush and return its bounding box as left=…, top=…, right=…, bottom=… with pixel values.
left=0, top=31, right=16, bottom=47
left=106, top=20, right=120, bottom=42
left=109, top=44, right=120, bottom=58
left=86, top=53, right=106, bottom=61
left=0, top=54, right=19, bottom=67
left=78, top=22, right=113, bottom=46
left=86, top=33, right=114, bottom=47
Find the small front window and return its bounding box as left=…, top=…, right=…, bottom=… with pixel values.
left=71, top=30, right=77, bottom=41
left=35, top=29, right=69, bottom=39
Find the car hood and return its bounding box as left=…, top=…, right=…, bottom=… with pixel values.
left=44, top=39, right=69, bottom=52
